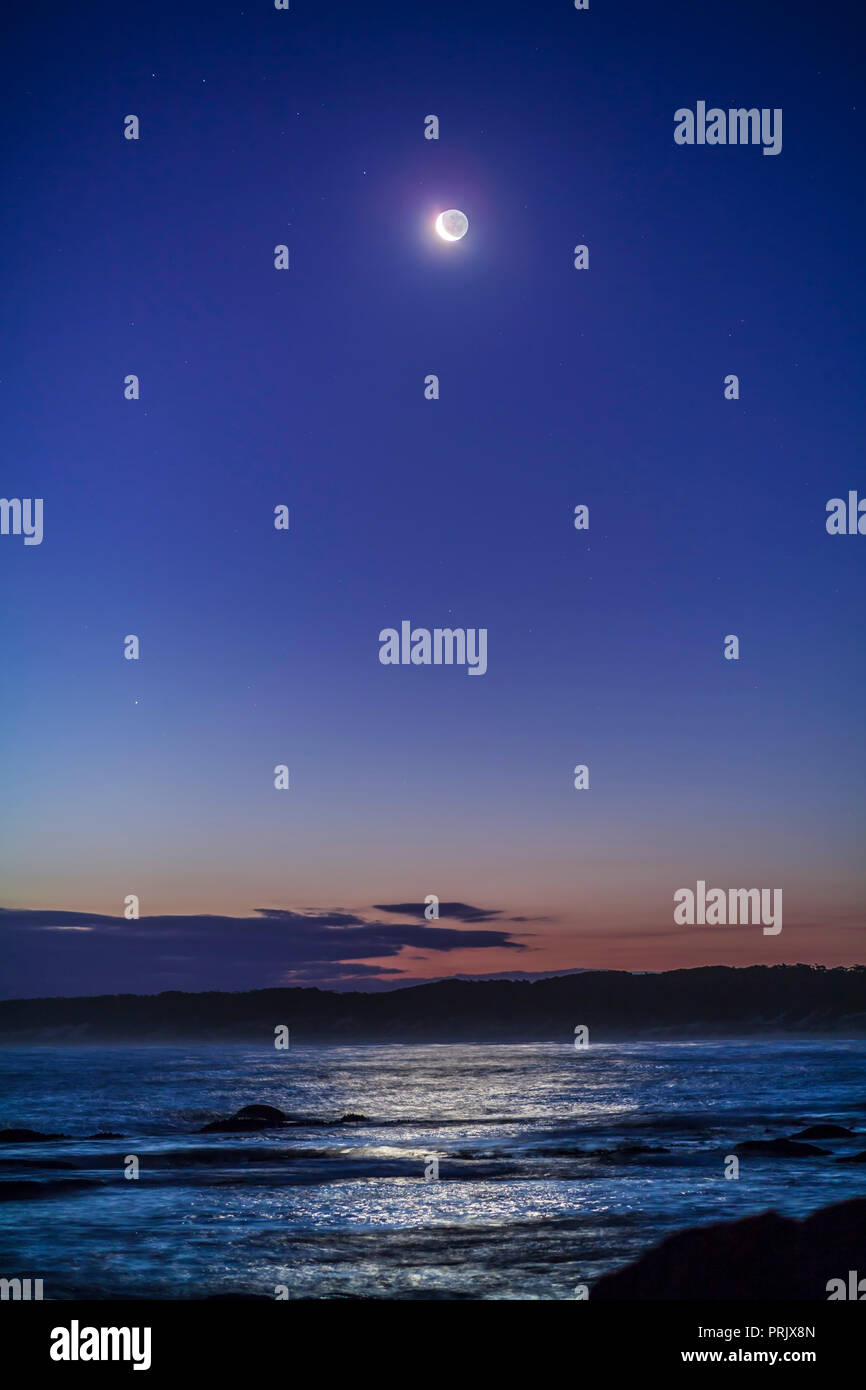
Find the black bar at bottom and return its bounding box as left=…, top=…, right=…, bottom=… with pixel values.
left=2, top=1299, right=860, bottom=1376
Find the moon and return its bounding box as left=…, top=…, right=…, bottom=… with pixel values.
left=435, top=209, right=469, bottom=242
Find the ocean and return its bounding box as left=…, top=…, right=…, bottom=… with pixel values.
left=1, top=1040, right=863, bottom=1299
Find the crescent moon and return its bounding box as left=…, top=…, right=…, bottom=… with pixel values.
left=435, top=209, right=469, bottom=242
left=435, top=212, right=459, bottom=241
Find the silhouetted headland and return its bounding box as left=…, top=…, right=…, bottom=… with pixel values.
left=0, top=964, right=863, bottom=1043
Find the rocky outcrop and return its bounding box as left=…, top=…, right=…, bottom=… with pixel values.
left=735, top=1137, right=829, bottom=1157
left=199, top=1104, right=295, bottom=1133
left=198, top=1104, right=369, bottom=1132
left=592, top=1197, right=866, bottom=1299
left=0, top=1127, right=65, bottom=1143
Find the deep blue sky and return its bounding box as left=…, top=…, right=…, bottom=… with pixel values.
left=1, top=0, right=864, bottom=995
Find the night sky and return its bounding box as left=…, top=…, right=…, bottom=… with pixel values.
left=1, top=0, right=864, bottom=997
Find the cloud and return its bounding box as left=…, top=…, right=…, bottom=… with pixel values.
left=37, top=924, right=94, bottom=932
left=378, top=900, right=514, bottom=922
left=254, top=908, right=368, bottom=926
left=0, top=905, right=527, bottom=998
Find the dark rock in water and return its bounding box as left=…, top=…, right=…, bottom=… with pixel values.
left=87, top=1131, right=124, bottom=1139
left=0, top=1128, right=64, bottom=1143
left=736, top=1137, right=829, bottom=1157
left=199, top=1103, right=295, bottom=1133
left=233, top=1105, right=288, bottom=1124
left=789, top=1124, right=854, bottom=1140
left=199, top=1116, right=271, bottom=1133
left=200, top=1104, right=367, bottom=1133
left=592, top=1197, right=866, bottom=1300
left=836, top=1149, right=866, bottom=1163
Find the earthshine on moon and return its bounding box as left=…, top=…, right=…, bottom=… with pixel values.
left=435, top=209, right=469, bottom=241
